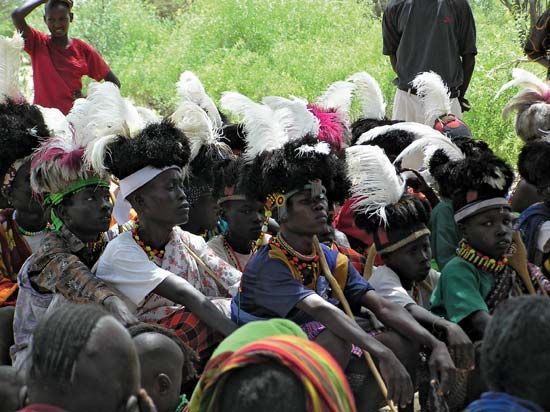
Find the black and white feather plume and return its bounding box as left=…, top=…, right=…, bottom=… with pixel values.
left=346, top=144, right=406, bottom=225
left=393, top=134, right=464, bottom=173
left=356, top=121, right=443, bottom=146
left=177, top=71, right=223, bottom=129
left=348, top=71, right=386, bottom=120
left=411, top=71, right=452, bottom=126
left=220, top=91, right=293, bottom=161
left=0, top=32, right=25, bottom=103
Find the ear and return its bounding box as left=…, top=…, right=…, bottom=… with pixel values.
left=156, top=373, right=172, bottom=395
left=129, top=193, right=146, bottom=212
left=69, top=12, right=74, bottom=22
left=56, top=203, right=70, bottom=223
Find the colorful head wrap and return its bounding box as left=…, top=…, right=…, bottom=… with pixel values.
left=189, top=334, right=356, bottom=412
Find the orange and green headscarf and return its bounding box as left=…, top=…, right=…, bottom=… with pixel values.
left=188, top=332, right=356, bottom=412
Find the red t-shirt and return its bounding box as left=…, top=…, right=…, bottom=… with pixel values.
left=24, top=27, right=110, bottom=115
left=18, top=404, right=67, bottom=412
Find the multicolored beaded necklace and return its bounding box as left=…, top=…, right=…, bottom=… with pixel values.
left=456, top=240, right=508, bottom=275
left=13, top=211, right=46, bottom=237
left=132, top=222, right=165, bottom=261
left=271, top=234, right=320, bottom=285
left=86, top=238, right=106, bottom=254
left=222, top=235, right=247, bottom=272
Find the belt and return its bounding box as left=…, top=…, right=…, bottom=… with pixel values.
left=398, top=85, right=461, bottom=98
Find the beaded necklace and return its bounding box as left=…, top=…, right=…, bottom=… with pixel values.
left=456, top=240, right=508, bottom=275
left=13, top=211, right=46, bottom=237
left=132, top=222, right=165, bottom=261
left=86, top=238, right=106, bottom=254
left=222, top=235, right=247, bottom=272
left=271, top=234, right=320, bottom=285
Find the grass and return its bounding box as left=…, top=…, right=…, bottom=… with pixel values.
left=0, top=0, right=543, bottom=164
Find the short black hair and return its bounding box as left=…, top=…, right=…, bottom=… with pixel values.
left=45, top=0, right=73, bottom=13
left=128, top=322, right=198, bottom=385
left=29, top=304, right=108, bottom=391
left=104, top=119, right=191, bottom=180
left=217, top=361, right=306, bottom=412
left=481, top=296, right=550, bottom=409
left=518, top=141, right=550, bottom=190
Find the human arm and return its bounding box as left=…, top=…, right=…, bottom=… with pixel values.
left=361, top=291, right=456, bottom=393
left=459, top=53, right=475, bottom=111
left=459, top=310, right=491, bottom=342
left=406, top=303, right=474, bottom=370
left=382, top=3, right=400, bottom=75
left=525, top=10, right=550, bottom=70
left=11, top=0, right=46, bottom=37
left=104, top=70, right=121, bottom=88
left=296, top=294, right=413, bottom=407
left=154, top=274, right=237, bottom=336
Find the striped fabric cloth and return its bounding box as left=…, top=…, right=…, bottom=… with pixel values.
left=189, top=335, right=356, bottom=412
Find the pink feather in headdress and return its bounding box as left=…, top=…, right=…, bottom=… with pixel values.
left=307, top=104, right=344, bottom=151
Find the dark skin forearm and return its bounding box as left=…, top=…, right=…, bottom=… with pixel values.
left=12, top=0, right=46, bottom=36
left=361, top=291, right=441, bottom=349
left=389, top=54, right=398, bottom=74
left=154, top=275, right=237, bottom=336
left=459, top=310, right=491, bottom=342
left=459, top=53, right=475, bottom=98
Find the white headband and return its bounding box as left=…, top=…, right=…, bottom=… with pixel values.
left=113, top=166, right=181, bottom=224
left=454, top=198, right=510, bottom=223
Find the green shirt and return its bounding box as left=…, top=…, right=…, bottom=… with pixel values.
left=429, top=199, right=461, bottom=270
left=430, top=256, right=495, bottom=323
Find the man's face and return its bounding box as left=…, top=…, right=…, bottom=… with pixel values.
left=60, top=186, right=113, bottom=237
left=383, top=234, right=432, bottom=286
left=224, top=199, right=264, bottom=242
left=9, top=161, right=44, bottom=216
left=460, top=207, right=515, bottom=259
left=44, top=3, right=72, bottom=38
left=188, top=193, right=219, bottom=232
left=283, top=189, right=329, bottom=236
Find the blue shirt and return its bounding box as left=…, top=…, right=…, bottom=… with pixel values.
left=233, top=243, right=373, bottom=325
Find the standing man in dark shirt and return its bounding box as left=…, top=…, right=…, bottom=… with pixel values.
left=382, top=0, right=477, bottom=122
left=525, top=8, right=550, bottom=79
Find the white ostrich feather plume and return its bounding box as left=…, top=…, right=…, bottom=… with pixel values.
left=411, top=71, right=452, bottom=126
left=496, top=68, right=549, bottom=99
left=295, top=141, right=331, bottom=157
left=37, top=106, right=72, bottom=140
left=393, top=135, right=464, bottom=172
left=348, top=72, right=386, bottom=120
left=220, top=91, right=293, bottom=161
left=262, top=95, right=320, bottom=139
left=171, top=101, right=223, bottom=161
left=483, top=167, right=507, bottom=190
left=0, top=32, right=24, bottom=103
left=135, top=105, right=161, bottom=125
left=356, top=121, right=443, bottom=145
left=346, top=145, right=405, bottom=225
left=177, top=71, right=223, bottom=129
left=316, top=80, right=355, bottom=125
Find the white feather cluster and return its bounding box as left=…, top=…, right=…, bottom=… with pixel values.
left=295, top=141, right=331, bottom=157
left=37, top=106, right=72, bottom=140
left=346, top=145, right=405, bottom=225
left=220, top=91, right=294, bottom=161
left=171, top=100, right=224, bottom=161
left=262, top=95, right=320, bottom=140
left=0, top=32, right=25, bottom=103
left=316, top=80, right=355, bottom=125
left=356, top=121, right=443, bottom=145
left=177, top=71, right=223, bottom=129
left=496, top=68, right=549, bottom=99
left=348, top=72, right=386, bottom=120
left=411, top=71, right=452, bottom=126
left=393, top=135, right=464, bottom=172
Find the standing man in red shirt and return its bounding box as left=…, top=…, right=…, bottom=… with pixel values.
left=12, top=0, right=121, bottom=115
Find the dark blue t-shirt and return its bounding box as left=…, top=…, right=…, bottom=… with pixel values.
left=233, top=243, right=373, bottom=325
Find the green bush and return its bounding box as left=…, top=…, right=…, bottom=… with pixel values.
left=1, top=0, right=546, bottom=164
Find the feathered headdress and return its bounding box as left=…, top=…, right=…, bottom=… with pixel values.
left=497, top=68, right=550, bottom=143
left=262, top=95, right=320, bottom=140
left=346, top=145, right=431, bottom=253
left=177, top=71, right=223, bottom=129
left=348, top=71, right=386, bottom=120
left=0, top=32, right=25, bottom=104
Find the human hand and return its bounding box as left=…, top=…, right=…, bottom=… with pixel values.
left=458, top=96, right=471, bottom=112
left=442, top=321, right=475, bottom=370
left=104, top=295, right=138, bottom=326
left=428, top=342, right=456, bottom=395
left=401, top=169, right=429, bottom=193
left=377, top=351, right=414, bottom=408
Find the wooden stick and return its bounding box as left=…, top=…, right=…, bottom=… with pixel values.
left=507, top=231, right=537, bottom=295
left=313, top=236, right=398, bottom=412
left=363, top=244, right=377, bottom=280
left=183, top=243, right=228, bottom=293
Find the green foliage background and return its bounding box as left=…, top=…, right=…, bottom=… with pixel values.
left=1, top=0, right=546, bottom=164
